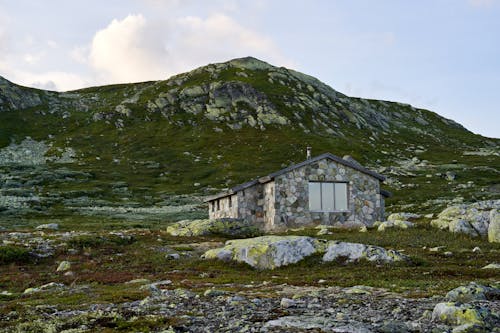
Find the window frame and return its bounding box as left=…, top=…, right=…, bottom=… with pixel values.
left=308, top=181, right=349, bottom=212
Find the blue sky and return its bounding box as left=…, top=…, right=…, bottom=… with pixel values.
left=0, top=0, right=498, bottom=138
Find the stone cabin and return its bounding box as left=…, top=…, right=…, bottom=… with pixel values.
left=205, top=152, right=389, bottom=232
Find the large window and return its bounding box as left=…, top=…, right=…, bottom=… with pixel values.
left=308, top=182, right=348, bottom=211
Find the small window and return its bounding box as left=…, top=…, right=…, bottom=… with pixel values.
left=228, top=196, right=232, bottom=208
left=211, top=202, right=215, bottom=212
left=309, top=181, right=348, bottom=212
left=217, top=200, right=220, bottom=210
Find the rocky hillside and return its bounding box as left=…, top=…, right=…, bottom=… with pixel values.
left=0, top=57, right=498, bottom=224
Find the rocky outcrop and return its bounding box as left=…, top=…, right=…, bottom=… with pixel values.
left=430, top=200, right=499, bottom=240
left=166, top=219, right=259, bottom=238
left=203, top=236, right=410, bottom=269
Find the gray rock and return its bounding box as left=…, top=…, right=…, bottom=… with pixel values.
left=322, top=241, right=410, bottom=264
left=432, top=302, right=492, bottom=327
left=280, top=297, right=297, bottom=308
left=487, top=209, right=499, bottom=243
left=165, top=253, right=180, bottom=260
left=481, top=263, right=500, bottom=269
left=56, top=260, right=71, bottom=272
left=36, top=223, right=59, bottom=230
left=446, top=282, right=500, bottom=302
left=431, top=200, right=499, bottom=238
left=203, top=236, right=320, bottom=269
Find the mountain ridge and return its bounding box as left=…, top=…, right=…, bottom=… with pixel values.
left=0, top=57, right=498, bottom=223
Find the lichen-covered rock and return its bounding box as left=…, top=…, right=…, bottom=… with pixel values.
left=56, top=260, right=71, bottom=272
left=387, top=212, right=421, bottom=222
left=23, top=282, right=65, bottom=294
left=432, top=302, right=492, bottom=327
left=202, top=236, right=320, bottom=269
left=446, top=282, right=500, bottom=302
left=166, top=219, right=259, bottom=238
left=322, top=241, right=409, bottom=264
left=36, top=223, right=59, bottom=230
left=430, top=200, right=500, bottom=239
left=377, top=220, right=415, bottom=232
left=487, top=209, right=500, bottom=243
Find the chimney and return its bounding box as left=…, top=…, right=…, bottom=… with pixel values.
left=306, top=146, right=312, bottom=160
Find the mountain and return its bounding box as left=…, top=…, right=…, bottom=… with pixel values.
left=0, top=57, right=498, bottom=224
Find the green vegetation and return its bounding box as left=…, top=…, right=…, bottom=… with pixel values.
left=0, top=245, right=31, bottom=264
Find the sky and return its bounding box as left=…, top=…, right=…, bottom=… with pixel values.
left=0, top=0, right=499, bottom=138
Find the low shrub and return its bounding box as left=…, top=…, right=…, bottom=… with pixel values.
left=0, top=245, right=32, bottom=264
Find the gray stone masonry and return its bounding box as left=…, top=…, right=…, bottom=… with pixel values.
left=208, top=155, right=384, bottom=231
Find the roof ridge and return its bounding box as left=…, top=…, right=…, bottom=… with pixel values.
left=205, top=152, right=385, bottom=202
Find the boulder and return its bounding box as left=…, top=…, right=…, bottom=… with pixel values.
left=166, top=219, right=259, bottom=238
left=487, top=209, right=499, bottom=243
left=202, top=236, right=320, bottom=269
left=432, top=302, right=492, bottom=327
left=322, top=241, right=409, bottom=264
left=481, top=263, right=500, bottom=270
left=387, top=212, right=421, bottom=222
left=35, top=223, right=59, bottom=230
left=377, top=220, right=415, bottom=232
left=446, top=282, right=500, bottom=302
left=23, top=282, right=65, bottom=294
left=430, top=200, right=499, bottom=239
left=56, top=260, right=71, bottom=272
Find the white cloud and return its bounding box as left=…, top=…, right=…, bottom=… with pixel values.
left=86, top=13, right=293, bottom=84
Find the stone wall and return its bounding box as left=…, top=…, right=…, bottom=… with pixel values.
left=237, top=185, right=266, bottom=230
left=208, top=194, right=238, bottom=220
left=270, top=158, right=383, bottom=230
left=263, top=181, right=278, bottom=231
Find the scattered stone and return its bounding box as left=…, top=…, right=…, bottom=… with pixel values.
left=280, top=297, right=297, bottom=308
left=125, top=278, right=151, bottom=285
left=316, top=226, right=332, bottom=235
left=359, top=225, right=368, bottom=233
left=445, top=171, right=457, bottom=181
left=345, top=285, right=376, bottom=295
left=472, top=247, right=481, bottom=253
left=203, top=289, right=227, bottom=297
left=165, top=253, right=180, bottom=260
left=444, top=251, right=453, bottom=257
left=378, top=320, right=410, bottom=333
left=481, top=263, right=500, bottom=269
left=56, top=260, right=71, bottom=272
left=35, top=223, right=59, bottom=230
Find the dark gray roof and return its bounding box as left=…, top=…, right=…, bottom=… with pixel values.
left=205, top=152, right=385, bottom=202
